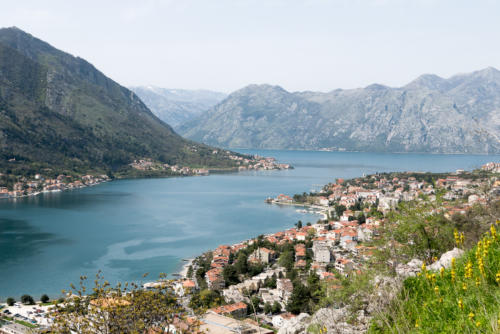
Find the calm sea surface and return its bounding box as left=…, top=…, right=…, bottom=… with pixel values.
left=1, top=150, right=499, bottom=298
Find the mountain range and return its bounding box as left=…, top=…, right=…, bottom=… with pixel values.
left=179, top=68, right=500, bottom=154
left=130, top=86, right=226, bottom=129
left=0, top=27, right=238, bottom=175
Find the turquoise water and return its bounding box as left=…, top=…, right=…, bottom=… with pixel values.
left=1, top=150, right=499, bottom=299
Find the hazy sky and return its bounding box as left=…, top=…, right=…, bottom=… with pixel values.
left=1, top=0, right=499, bottom=93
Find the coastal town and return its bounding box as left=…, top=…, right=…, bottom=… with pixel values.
left=154, top=163, right=500, bottom=332
left=1, top=162, right=499, bottom=333
left=0, top=173, right=110, bottom=199
left=0, top=154, right=291, bottom=201
left=130, top=153, right=292, bottom=174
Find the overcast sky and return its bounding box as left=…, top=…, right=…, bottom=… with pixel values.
left=1, top=0, right=499, bottom=93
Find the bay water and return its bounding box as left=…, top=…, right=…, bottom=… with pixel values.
left=1, top=150, right=499, bottom=299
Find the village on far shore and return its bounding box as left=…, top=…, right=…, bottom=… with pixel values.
left=0, top=153, right=291, bottom=200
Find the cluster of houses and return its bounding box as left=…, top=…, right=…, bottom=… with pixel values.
left=171, top=163, right=500, bottom=331
left=482, top=162, right=500, bottom=173
left=273, top=164, right=500, bottom=219
left=130, top=155, right=291, bottom=175
left=231, top=155, right=292, bottom=171
left=0, top=174, right=110, bottom=199
left=130, top=159, right=209, bottom=176
left=176, top=211, right=383, bottom=330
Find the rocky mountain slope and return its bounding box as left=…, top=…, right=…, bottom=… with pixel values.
left=179, top=69, right=500, bottom=153
left=0, top=27, right=238, bottom=174
left=130, top=86, right=226, bottom=129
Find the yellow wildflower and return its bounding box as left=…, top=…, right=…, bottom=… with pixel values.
left=462, top=283, right=467, bottom=291
left=468, top=312, right=474, bottom=321
left=475, top=321, right=481, bottom=327
left=458, top=299, right=463, bottom=310
left=415, top=319, right=419, bottom=328
left=454, top=229, right=460, bottom=246
left=464, top=261, right=473, bottom=279
left=434, top=286, right=439, bottom=294
left=440, top=267, right=444, bottom=278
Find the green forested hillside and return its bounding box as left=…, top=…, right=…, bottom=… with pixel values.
left=0, top=27, right=238, bottom=176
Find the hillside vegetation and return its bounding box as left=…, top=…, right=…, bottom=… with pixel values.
left=370, top=220, right=500, bottom=333
left=0, top=27, right=239, bottom=177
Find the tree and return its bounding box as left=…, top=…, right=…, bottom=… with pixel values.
left=279, top=251, right=295, bottom=272
left=40, top=294, right=50, bottom=303
left=54, top=272, right=199, bottom=333
left=286, top=282, right=310, bottom=314
left=272, top=301, right=282, bottom=314
left=264, top=275, right=277, bottom=289
left=6, top=297, right=15, bottom=306
left=21, top=294, right=35, bottom=305
left=223, top=265, right=239, bottom=286
left=264, top=302, right=272, bottom=314
left=296, top=220, right=303, bottom=229
left=189, top=289, right=224, bottom=311
left=335, top=204, right=347, bottom=218
left=250, top=295, right=262, bottom=313
left=235, top=252, right=248, bottom=275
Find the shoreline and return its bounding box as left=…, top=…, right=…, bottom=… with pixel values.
left=0, top=179, right=109, bottom=201
left=178, top=258, right=194, bottom=279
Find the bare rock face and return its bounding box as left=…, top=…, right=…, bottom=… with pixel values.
left=180, top=68, right=500, bottom=154
left=396, top=258, right=423, bottom=278
left=277, top=248, right=467, bottom=334
left=277, top=313, right=310, bottom=334
left=309, top=308, right=369, bottom=334
left=429, top=247, right=465, bottom=271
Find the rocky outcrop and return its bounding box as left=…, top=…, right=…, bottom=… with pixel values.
left=395, top=258, right=424, bottom=278
left=180, top=68, right=500, bottom=153
left=309, top=308, right=370, bottom=334
left=428, top=247, right=465, bottom=271
left=277, top=313, right=310, bottom=334
left=395, top=247, right=466, bottom=278
left=299, top=249, right=466, bottom=333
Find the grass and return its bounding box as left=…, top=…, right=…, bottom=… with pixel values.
left=14, top=319, right=38, bottom=328
left=369, top=221, right=500, bottom=333
left=4, top=316, right=39, bottom=328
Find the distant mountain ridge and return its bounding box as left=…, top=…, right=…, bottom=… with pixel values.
left=130, top=86, right=226, bottom=128
left=179, top=68, right=500, bottom=153
left=0, top=27, right=239, bottom=174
